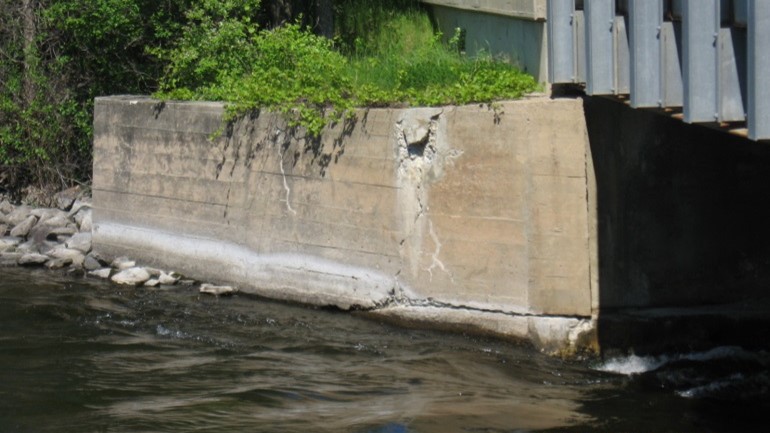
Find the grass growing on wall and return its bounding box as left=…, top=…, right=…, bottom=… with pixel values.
left=154, top=1, right=540, bottom=136
left=347, top=10, right=538, bottom=107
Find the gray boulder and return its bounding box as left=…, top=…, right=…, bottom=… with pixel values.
left=53, top=186, right=81, bottom=211
left=89, top=268, right=112, bottom=279
left=75, top=209, right=92, bottom=232
left=46, top=257, right=73, bottom=269
left=10, top=215, right=38, bottom=238
left=1, top=236, right=22, bottom=247
left=67, top=199, right=92, bottom=218
left=0, top=199, right=14, bottom=215
left=111, top=267, right=151, bottom=285
left=18, top=237, right=58, bottom=255
left=65, top=232, right=92, bottom=253
left=31, top=208, right=68, bottom=223
left=5, top=205, right=31, bottom=226
left=18, top=253, right=49, bottom=266
left=47, top=246, right=85, bottom=267
left=37, top=214, right=71, bottom=229
left=46, top=226, right=78, bottom=237
left=144, top=278, right=160, bottom=287
left=111, top=256, right=136, bottom=270
left=83, top=255, right=102, bottom=271
left=16, top=240, right=41, bottom=254
left=158, top=271, right=181, bottom=285
left=200, top=283, right=236, bottom=296
left=86, top=251, right=108, bottom=266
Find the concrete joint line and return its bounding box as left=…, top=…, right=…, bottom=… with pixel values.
left=367, top=295, right=592, bottom=322
left=402, top=298, right=574, bottom=319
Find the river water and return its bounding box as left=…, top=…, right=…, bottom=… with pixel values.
left=1, top=267, right=768, bottom=432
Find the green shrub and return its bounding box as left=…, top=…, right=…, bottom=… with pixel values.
left=156, top=22, right=355, bottom=136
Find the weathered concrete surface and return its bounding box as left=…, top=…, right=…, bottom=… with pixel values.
left=426, top=2, right=548, bottom=83
left=92, top=96, right=595, bottom=354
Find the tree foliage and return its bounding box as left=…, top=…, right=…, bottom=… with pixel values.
left=0, top=0, right=188, bottom=198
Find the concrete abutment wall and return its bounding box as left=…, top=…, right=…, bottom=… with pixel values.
left=92, top=96, right=596, bottom=355
left=92, top=94, right=770, bottom=355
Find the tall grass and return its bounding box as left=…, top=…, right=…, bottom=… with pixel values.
left=348, top=11, right=457, bottom=91
left=345, top=8, right=539, bottom=106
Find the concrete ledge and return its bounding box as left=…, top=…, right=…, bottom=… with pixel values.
left=421, top=0, right=547, bottom=21
left=363, top=305, right=597, bottom=356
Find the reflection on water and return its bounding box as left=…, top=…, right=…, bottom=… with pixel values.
left=0, top=267, right=768, bottom=432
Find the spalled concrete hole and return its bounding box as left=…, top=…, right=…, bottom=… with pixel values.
left=407, top=136, right=428, bottom=158
left=397, top=114, right=440, bottom=166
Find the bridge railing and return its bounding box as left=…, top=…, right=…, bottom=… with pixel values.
left=547, top=0, right=770, bottom=140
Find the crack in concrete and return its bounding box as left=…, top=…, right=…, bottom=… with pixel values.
left=276, top=136, right=297, bottom=216
left=425, top=219, right=452, bottom=282
left=414, top=185, right=425, bottom=223
left=223, top=187, right=231, bottom=221
left=395, top=109, right=445, bottom=278
left=361, top=291, right=591, bottom=321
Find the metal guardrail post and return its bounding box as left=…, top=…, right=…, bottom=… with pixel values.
left=717, top=26, right=747, bottom=122
left=659, top=20, right=684, bottom=108
left=585, top=0, right=616, bottom=94
left=548, top=0, right=576, bottom=83
left=574, top=9, right=587, bottom=84
left=682, top=0, right=720, bottom=123
left=748, top=0, right=770, bottom=140
left=613, top=14, right=630, bottom=95
left=628, top=0, right=663, bottom=107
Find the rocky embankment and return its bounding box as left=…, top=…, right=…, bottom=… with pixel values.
left=0, top=188, right=234, bottom=295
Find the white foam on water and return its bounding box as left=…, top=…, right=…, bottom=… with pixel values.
left=596, top=346, right=754, bottom=375
left=676, top=373, right=745, bottom=398
left=681, top=346, right=751, bottom=362
left=156, top=324, right=187, bottom=339
left=596, top=354, right=669, bottom=375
